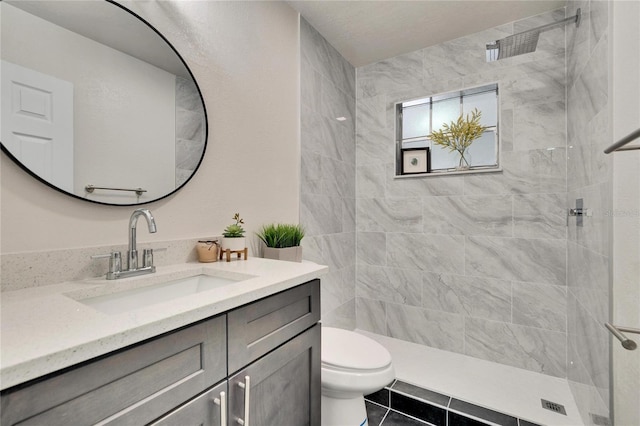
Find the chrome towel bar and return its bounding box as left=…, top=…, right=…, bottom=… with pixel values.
left=85, top=185, right=147, bottom=196
left=604, top=127, right=640, bottom=153
left=605, top=322, right=639, bottom=350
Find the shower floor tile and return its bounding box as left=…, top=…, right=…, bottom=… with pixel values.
left=358, top=330, right=584, bottom=426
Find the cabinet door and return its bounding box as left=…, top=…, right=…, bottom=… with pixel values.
left=229, top=324, right=320, bottom=426
left=150, top=381, right=227, bottom=426
left=227, top=279, right=320, bottom=374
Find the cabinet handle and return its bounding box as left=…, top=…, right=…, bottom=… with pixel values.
left=236, top=376, right=251, bottom=425
left=213, top=391, right=227, bottom=426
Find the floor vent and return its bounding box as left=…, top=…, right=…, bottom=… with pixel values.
left=590, top=413, right=611, bottom=426
left=541, top=399, right=567, bottom=415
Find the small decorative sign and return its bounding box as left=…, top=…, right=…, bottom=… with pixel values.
left=402, top=148, right=430, bottom=174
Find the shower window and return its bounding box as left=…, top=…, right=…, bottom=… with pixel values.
left=395, top=83, right=499, bottom=176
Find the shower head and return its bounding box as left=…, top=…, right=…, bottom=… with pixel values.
left=486, top=8, right=581, bottom=62
left=486, top=31, right=540, bottom=62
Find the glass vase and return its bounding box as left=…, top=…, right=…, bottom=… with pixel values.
left=456, top=150, right=470, bottom=171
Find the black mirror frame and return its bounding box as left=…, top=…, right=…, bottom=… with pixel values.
left=0, top=0, right=208, bottom=207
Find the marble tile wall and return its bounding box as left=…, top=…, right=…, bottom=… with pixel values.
left=175, top=76, right=206, bottom=187
left=565, top=1, right=612, bottom=423
left=355, top=10, right=571, bottom=379
left=299, top=18, right=356, bottom=328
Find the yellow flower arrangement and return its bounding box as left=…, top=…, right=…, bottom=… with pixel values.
left=428, top=108, right=487, bottom=170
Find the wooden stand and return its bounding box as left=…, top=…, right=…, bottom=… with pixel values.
left=220, top=247, right=248, bottom=262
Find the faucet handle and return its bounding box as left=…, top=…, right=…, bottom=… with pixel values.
left=110, top=252, right=122, bottom=274
left=142, top=248, right=154, bottom=268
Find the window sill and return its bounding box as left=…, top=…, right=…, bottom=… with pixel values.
left=395, top=167, right=502, bottom=179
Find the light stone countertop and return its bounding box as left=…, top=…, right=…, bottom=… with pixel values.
left=0, top=258, right=327, bottom=391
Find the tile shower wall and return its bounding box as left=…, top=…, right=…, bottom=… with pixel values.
left=355, top=10, right=570, bottom=378
left=299, top=18, right=357, bottom=328
left=565, top=0, right=611, bottom=423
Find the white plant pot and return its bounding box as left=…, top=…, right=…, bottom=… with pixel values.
left=221, top=237, right=245, bottom=252
left=263, top=246, right=303, bottom=263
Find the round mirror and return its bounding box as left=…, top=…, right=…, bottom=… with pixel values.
left=1, top=0, right=207, bottom=205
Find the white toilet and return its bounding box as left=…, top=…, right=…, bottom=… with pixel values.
left=321, top=327, right=395, bottom=426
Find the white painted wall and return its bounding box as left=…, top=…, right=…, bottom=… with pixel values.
left=0, top=1, right=300, bottom=253
left=1, top=3, right=176, bottom=202
left=611, top=1, right=640, bottom=424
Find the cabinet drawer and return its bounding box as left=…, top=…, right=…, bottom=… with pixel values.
left=227, top=279, right=320, bottom=374
left=1, top=315, right=226, bottom=426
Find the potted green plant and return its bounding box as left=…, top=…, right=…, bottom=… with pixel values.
left=429, top=108, right=487, bottom=171
left=221, top=213, right=246, bottom=252
left=256, top=223, right=305, bottom=262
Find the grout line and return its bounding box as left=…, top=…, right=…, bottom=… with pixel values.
left=366, top=399, right=390, bottom=410
left=365, top=399, right=390, bottom=426
left=389, top=388, right=449, bottom=410
left=378, top=408, right=390, bottom=426
left=384, top=408, right=433, bottom=425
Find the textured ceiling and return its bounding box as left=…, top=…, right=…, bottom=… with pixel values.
left=287, top=1, right=567, bottom=67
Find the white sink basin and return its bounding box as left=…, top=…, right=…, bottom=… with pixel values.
left=79, top=273, right=250, bottom=315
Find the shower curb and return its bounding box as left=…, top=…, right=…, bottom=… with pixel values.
left=365, top=379, right=543, bottom=426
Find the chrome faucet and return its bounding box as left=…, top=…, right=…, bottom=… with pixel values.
left=91, top=208, right=158, bottom=280
left=127, top=208, right=157, bottom=271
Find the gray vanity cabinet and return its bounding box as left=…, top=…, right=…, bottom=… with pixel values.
left=152, top=278, right=321, bottom=426
left=0, top=279, right=321, bottom=426
left=0, top=314, right=227, bottom=426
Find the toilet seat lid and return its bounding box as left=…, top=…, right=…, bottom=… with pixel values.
left=322, top=327, right=392, bottom=370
